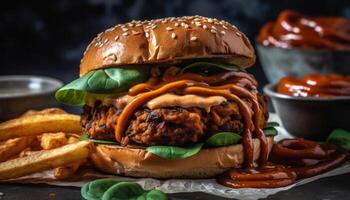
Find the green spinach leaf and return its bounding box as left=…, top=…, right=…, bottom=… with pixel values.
left=181, top=62, right=243, bottom=74
left=81, top=179, right=121, bottom=200
left=143, top=189, right=167, bottom=200
left=102, top=182, right=167, bottom=200
left=263, top=127, right=278, bottom=136
left=55, top=66, right=150, bottom=105
left=265, top=122, right=280, bottom=128
left=206, top=132, right=242, bottom=147
left=80, top=134, right=119, bottom=145
left=81, top=179, right=167, bottom=200
left=146, top=143, right=204, bottom=159
left=327, top=129, right=350, bottom=150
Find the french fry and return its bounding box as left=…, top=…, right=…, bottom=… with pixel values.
left=19, top=148, right=40, bottom=158
left=67, top=136, right=80, bottom=144
left=53, top=135, right=85, bottom=180
left=53, top=160, right=85, bottom=180
left=21, top=108, right=67, bottom=117
left=0, top=141, right=90, bottom=180
left=0, top=136, right=35, bottom=162
left=39, top=133, right=68, bottom=150
left=0, top=114, right=81, bottom=141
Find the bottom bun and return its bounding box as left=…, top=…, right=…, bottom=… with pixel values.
left=89, top=136, right=274, bottom=179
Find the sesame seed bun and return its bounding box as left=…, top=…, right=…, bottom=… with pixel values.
left=80, top=16, right=255, bottom=76
left=89, top=137, right=274, bottom=179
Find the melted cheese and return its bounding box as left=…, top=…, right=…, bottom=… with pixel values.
left=146, top=94, right=226, bottom=112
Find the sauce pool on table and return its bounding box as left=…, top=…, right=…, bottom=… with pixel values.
left=217, top=138, right=349, bottom=188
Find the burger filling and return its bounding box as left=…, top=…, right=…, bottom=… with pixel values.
left=57, top=62, right=269, bottom=147
left=81, top=94, right=267, bottom=146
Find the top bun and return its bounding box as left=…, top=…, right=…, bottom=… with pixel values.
left=80, top=16, right=255, bottom=76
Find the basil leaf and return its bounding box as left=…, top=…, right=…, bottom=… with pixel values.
left=102, top=182, right=167, bottom=200
left=80, top=134, right=119, bottom=145
left=206, top=132, right=242, bottom=147
left=82, top=179, right=121, bottom=200
left=263, top=127, right=278, bottom=136
left=181, top=62, right=243, bottom=74
left=146, top=143, right=204, bottom=159
left=56, top=66, right=150, bottom=105
left=265, top=122, right=280, bottom=128
left=327, top=129, right=350, bottom=150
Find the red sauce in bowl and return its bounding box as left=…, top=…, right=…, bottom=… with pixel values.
left=277, top=74, right=350, bottom=97
left=257, top=10, right=350, bottom=50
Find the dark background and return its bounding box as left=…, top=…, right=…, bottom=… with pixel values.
left=1, top=0, right=350, bottom=88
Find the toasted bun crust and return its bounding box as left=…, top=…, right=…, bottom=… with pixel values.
left=89, top=137, right=274, bottom=179
left=80, top=16, right=255, bottom=76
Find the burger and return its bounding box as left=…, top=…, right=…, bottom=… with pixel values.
left=56, top=16, right=275, bottom=178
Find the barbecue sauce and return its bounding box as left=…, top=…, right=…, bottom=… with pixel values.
left=277, top=74, right=350, bottom=97
left=257, top=10, right=350, bottom=50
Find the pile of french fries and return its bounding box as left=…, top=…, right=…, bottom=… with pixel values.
left=0, top=108, right=91, bottom=180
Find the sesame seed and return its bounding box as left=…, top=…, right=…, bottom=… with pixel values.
left=181, top=22, right=186, bottom=26
left=203, top=25, right=208, bottom=29
left=171, top=32, right=176, bottom=39
left=184, top=24, right=189, bottom=28
left=211, top=26, right=217, bottom=30
left=122, top=28, right=128, bottom=31
left=105, top=27, right=115, bottom=32
left=207, top=18, right=213, bottom=23
left=145, top=32, right=150, bottom=38
left=103, top=39, right=108, bottom=43
left=132, top=31, right=140, bottom=35
left=128, top=23, right=134, bottom=27
left=174, top=22, right=179, bottom=27
left=220, top=31, right=226, bottom=35
left=210, top=29, right=217, bottom=34
left=190, top=36, right=198, bottom=41
left=232, top=25, right=237, bottom=29
left=135, top=24, right=142, bottom=27
left=122, top=32, right=129, bottom=36
left=151, top=25, right=157, bottom=29
left=114, top=36, right=119, bottom=41
left=214, top=22, right=219, bottom=25
left=121, top=25, right=126, bottom=28
left=194, top=18, right=201, bottom=21
left=222, top=25, right=228, bottom=30
left=161, top=20, right=167, bottom=24
left=236, top=32, right=242, bottom=37
left=166, top=27, right=173, bottom=31
left=195, top=22, right=202, bottom=27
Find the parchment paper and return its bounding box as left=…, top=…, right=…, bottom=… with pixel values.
left=3, top=114, right=350, bottom=200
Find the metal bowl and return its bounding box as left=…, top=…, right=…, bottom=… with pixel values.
left=256, top=44, right=350, bottom=83
left=264, top=83, right=350, bottom=141
left=0, top=75, right=63, bottom=121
